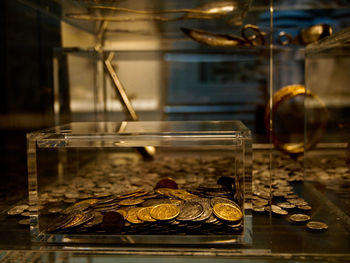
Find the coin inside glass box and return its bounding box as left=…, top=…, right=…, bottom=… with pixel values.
left=27, top=121, right=252, bottom=245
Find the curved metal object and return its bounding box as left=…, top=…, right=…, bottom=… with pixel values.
left=66, top=1, right=251, bottom=24
left=180, top=27, right=248, bottom=47
left=264, top=84, right=328, bottom=156
left=181, top=24, right=267, bottom=47
left=278, top=24, right=333, bottom=46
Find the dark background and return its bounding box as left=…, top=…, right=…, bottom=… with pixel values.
left=0, top=0, right=61, bottom=207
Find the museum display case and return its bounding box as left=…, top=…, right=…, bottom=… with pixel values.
left=27, top=120, right=252, bottom=245
left=1, top=0, right=350, bottom=261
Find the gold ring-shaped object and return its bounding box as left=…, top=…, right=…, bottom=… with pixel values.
left=264, top=84, right=328, bottom=156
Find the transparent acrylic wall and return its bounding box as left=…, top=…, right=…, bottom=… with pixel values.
left=27, top=121, right=252, bottom=246
left=304, top=28, right=350, bottom=213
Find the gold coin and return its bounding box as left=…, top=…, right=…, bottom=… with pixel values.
left=74, top=198, right=99, bottom=206
left=150, top=204, right=180, bottom=220
left=126, top=207, right=144, bottom=224
left=62, top=213, right=85, bottom=228
left=118, top=198, right=144, bottom=206
left=170, top=199, right=183, bottom=205
left=136, top=207, right=156, bottom=222
left=118, top=188, right=145, bottom=199
left=131, top=191, right=149, bottom=198
left=170, top=189, right=198, bottom=200
left=155, top=188, right=174, bottom=196
left=116, top=209, right=127, bottom=219
left=213, top=203, right=243, bottom=222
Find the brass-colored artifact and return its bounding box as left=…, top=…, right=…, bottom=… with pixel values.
left=278, top=24, right=332, bottom=46
left=181, top=24, right=266, bottom=47
left=67, top=1, right=249, bottom=25
left=264, top=84, right=328, bottom=156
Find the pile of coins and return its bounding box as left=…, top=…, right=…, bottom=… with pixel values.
left=44, top=182, right=243, bottom=235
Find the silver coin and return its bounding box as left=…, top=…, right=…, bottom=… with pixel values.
left=83, top=212, right=103, bottom=228
left=306, top=221, right=328, bottom=231
left=204, top=213, right=218, bottom=224
left=177, top=201, right=203, bottom=221
left=192, top=198, right=212, bottom=222
left=141, top=198, right=171, bottom=207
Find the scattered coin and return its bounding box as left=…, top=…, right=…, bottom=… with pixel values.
left=306, top=221, right=328, bottom=231
left=8, top=205, right=28, bottom=216
left=265, top=205, right=288, bottom=216
left=252, top=206, right=265, bottom=213
left=277, top=202, right=296, bottom=209
left=21, top=211, right=30, bottom=217
left=18, top=219, right=30, bottom=225
left=289, top=214, right=311, bottom=224
left=297, top=205, right=312, bottom=211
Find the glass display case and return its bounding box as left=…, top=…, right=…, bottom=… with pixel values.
left=27, top=120, right=252, bottom=245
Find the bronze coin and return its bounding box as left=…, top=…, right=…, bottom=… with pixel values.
left=102, top=211, right=125, bottom=233
left=154, top=178, right=178, bottom=190
left=306, top=221, right=328, bottom=231
left=289, top=213, right=311, bottom=224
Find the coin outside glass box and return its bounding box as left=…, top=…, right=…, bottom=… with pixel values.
left=27, top=120, right=252, bottom=246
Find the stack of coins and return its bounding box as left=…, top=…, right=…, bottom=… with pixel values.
left=44, top=181, right=244, bottom=235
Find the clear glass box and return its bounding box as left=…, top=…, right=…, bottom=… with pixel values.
left=27, top=120, right=252, bottom=246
